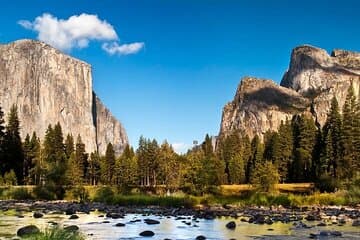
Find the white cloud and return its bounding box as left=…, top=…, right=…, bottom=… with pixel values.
left=102, top=42, right=144, bottom=55
left=172, top=142, right=191, bottom=154
left=18, top=13, right=144, bottom=55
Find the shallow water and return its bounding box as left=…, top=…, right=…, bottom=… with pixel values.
left=0, top=211, right=358, bottom=239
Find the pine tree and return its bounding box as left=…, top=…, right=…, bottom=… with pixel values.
left=42, top=123, right=67, bottom=198
left=64, top=134, right=75, bottom=159
left=75, top=135, right=88, bottom=183
left=217, top=131, right=244, bottom=184
left=29, top=132, right=41, bottom=185
left=102, top=143, right=115, bottom=184
left=248, top=135, right=264, bottom=183
left=115, top=145, right=138, bottom=189
left=277, top=120, right=293, bottom=182
left=3, top=105, right=24, bottom=184
left=0, top=106, right=5, bottom=175
left=291, top=115, right=317, bottom=182
left=88, top=152, right=101, bottom=185
left=341, top=85, right=357, bottom=179
left=323, top=97, right=342, bottom=179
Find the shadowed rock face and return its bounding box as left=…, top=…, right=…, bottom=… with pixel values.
left=220, top=77, right=309, bottom=141
left=0, top=39, right=128, bottom=155
left=220, top=45, right=360, bottom=141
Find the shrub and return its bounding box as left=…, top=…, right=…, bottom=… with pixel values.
left=315, top=175, right=339, bottom=193
left=9, top=187, right=33, bottom=200
left=3, top=170, right=17, bottom=186
left=93, top=186, right=115, bottom=204
left=33, top=186, right=56, bottom=200
left=71, top=186, right=89, bottom=203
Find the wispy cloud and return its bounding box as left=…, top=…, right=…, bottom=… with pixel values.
left=102, top=42, right=144, bottom=55
left=18, top=13, right=144, bottom=55
left=171, top=142, right=191, bottom=154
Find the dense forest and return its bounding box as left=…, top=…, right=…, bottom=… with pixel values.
left=0, top=85, right=359, bottom=198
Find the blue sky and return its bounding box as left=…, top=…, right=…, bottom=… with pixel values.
left=1, top=0, right=360, bottom=152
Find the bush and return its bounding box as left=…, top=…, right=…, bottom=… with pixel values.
left=33, top=186, right=56, bottom=200
left=315, top=175, right=339, bottom=193
left=9, top=187, right=33, bottom=200
left=71, top=186, right=89, bottom=203
left=93, top=186, right=115, bottom=204
left=3, top=170, right=17, bottom=186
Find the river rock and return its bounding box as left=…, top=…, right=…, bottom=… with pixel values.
left=17, top=225, right=40, bottom=237
left=64, top=225, right=79, bottom=232
left=33, top=212, right=43, bottom=218
left=69, top=214, right=79, bottom=219
left=139, top=230, right=155, bottom=237
left=144, top=219, right=160, bottom=225
left=115, top=223, right=125, bottom=227
left=226, top=221, right=236, bottom=229
left=196, top=236, right=206, bottom=240
left=352, top=219, right=360, bottom=226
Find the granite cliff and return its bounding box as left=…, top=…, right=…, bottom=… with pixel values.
left=0, top=39, right=128, bottom=155
left=219, top=45, right=360, bottom=141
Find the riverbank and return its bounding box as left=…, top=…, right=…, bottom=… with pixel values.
left=0, top=200, right=359, bottom=239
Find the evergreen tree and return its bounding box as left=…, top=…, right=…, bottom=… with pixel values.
left=115, top=145, right=138, bottom=189
left=102, top=143, right=115, bottom=184
left=3, top=105, right=24, bottom=184
left=341, top=85, right=357, bottom=179
left=42, top=123, right=67, bottom=198
left=29, top=132, right=41, bottom=185
left=64, top=134, right=75, bottom=159
left=75, top=135, right=88, bottom=183
left=323, top=97, right=342, bottom=179
left=158, top=141, right=180, bottom=190
left=88, top=152, right=101, bottom=185
left=291, top=115, right=317, bottom=182
left=0, top=106, right=5, bottom=175
left=248, top=135, right=264, bottom=183
left=277, top=120, right=293, bottom=182
left=217, top=131, right=244, bottom=184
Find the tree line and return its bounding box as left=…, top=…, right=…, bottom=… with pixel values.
left=0, top=85, right=359, bottom=196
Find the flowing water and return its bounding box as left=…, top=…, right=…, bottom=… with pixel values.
left=0, top=211, right=358, bottom=239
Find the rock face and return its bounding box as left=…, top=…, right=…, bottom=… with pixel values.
left=219, top=45, right=360, bottom=141
left=0, top=39, right=128, bottom=155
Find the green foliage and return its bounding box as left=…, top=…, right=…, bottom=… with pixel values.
left=8, top=187, right=33, bottom=200
left=315, top=174, right=339, bottom=193
left=24, top=227, right=85, bottom=240
left=70, top=186, right=89, bottom=203
left=251, top=161, right=279, bottom=192
left=93, top=186, right=115, bottom=204
left=3, top=105, right=24, bottom=184
left=33, top=185, right=56, bottom=200
left=3, top=170, right=17, bottom=185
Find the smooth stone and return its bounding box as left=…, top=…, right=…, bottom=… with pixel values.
left=17, top=225, right=40, bottom=237
left=352, top=220, right=360, bottom=226
left=319, top=231, right=329, bottom=236
left=139, top=230, right=155, bottom=237
left=69, top=214, right=79, bottom=219
left=317, top=222, right=327, bottom=226
left=226, top=221, right=236, bottom=229
left=144, top=219, right=160, bottom=225
left=33, top=212, right=43, bottom=218
left=330, top=231, right=342, bottom=236
left=115, top=223, right=125, bottom=227
left=196, top=236, right=206, bottom=240
left=64, top=225, right=79, bottom=232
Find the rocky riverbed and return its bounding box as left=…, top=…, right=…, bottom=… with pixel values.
left=0, top=200, right=359, bottom=239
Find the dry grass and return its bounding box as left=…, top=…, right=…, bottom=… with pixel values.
left=220, top=183, right=314, bottom=195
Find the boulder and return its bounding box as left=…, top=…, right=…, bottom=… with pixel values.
left=17, top=225, right=40, bottom=237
